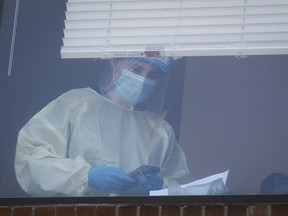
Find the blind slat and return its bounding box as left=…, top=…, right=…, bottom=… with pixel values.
left=66, top=0, right=288, bottom=11
left=64, top=14, right=288, bottom=29
left=64, top=23, right=288, bottom=38
left=68, top=0, right=288, bottom=3
left=66, top=6, right=288, bottom=20
left=63, top=32, right=288, bottom=47
left=61, top=45, right=288, bottom=58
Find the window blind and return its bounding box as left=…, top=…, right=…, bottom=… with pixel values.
left=60, top=0, right=288, bottom=58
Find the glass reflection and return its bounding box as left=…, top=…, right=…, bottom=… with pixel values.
left=0, top=0, right=288, bottom=198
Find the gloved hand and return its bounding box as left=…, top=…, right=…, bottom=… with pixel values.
left=141, top=173, right=164, bottom=192
left=88, top=166, right=137, bottom=194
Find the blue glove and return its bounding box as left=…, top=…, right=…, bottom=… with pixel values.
left=88, top=166, right=137, bottom=193
left=141, top=173, right=164, bottom=192
left=145, top=173, right=164, bottom=190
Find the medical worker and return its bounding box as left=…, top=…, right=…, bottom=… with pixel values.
left=14, top=57, right=190, bottom=197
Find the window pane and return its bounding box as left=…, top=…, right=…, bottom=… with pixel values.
left=1, top=0, right=288, bottom=198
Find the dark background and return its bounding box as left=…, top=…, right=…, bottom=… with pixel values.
left=180, top=55, right=288, bottom=195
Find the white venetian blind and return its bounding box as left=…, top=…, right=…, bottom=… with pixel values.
left=60, top=0, right=288, bottom=58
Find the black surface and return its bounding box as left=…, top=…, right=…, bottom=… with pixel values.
left=0, top=195, right=288, bottom=206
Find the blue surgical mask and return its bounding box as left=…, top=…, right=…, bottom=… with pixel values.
left=115, top=69, right=156, bottom=105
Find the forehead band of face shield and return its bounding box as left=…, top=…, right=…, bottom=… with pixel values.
left=135, top=57, right=172, bottom=73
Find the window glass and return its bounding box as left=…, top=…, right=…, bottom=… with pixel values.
left=1, top=0, right=288, bottom=198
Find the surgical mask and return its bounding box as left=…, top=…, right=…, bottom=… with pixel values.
left=115, top=69, right=156, bottom=105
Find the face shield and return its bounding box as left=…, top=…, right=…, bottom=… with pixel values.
left=98, top=58, right=171, bottom=114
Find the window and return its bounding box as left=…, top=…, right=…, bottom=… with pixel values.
left=1, top=0, right=288, bottom=202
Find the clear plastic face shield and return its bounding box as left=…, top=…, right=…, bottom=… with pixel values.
left=98, top=58, right=171, bottom=114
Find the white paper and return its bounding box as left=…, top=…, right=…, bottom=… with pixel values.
left=150, top=169, right=229, bottom=196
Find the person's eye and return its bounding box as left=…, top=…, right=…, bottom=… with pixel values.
left=132, top=67, right=149, bottom=77
left=147, top=72, right=159, bottom=81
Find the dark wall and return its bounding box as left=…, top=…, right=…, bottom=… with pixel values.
left=181, top=55, right=288, bottom=194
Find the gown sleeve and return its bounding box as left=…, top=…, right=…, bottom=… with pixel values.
left=160, top=122, right=191, bottom=188
left=14, top=90, right=92, bottom=197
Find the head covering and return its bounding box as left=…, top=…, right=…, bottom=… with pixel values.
left=137, top=57, right=172, bottom=73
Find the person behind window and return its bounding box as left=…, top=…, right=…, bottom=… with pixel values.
left=14, top=57, right=190, bottom=197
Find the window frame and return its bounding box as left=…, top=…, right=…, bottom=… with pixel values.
left=1, top=195, right=288, bottom=206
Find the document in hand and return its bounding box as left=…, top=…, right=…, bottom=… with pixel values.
left=150, top=170, right=229, bottom=196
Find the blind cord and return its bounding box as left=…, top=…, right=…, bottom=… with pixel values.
left=8, top=0, right=20, bottom=76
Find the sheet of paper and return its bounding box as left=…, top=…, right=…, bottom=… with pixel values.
left=150, top=169, right=229, bottom=196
